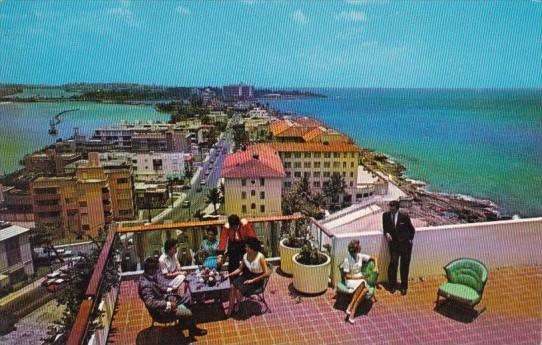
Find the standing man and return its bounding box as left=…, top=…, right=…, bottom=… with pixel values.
left=383, top=200, right=415, bottom=295
left=217, top=214, right=257, bottom=273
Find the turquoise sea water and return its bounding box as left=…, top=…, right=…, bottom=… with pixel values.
left=0, top=101, right=168, bottom=174
left=268, top=89, right=542, bottom=217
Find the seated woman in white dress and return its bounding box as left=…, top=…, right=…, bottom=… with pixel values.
left=158, top=239, right=187, bottom=293
left=340, top=239, right=378, bottom=324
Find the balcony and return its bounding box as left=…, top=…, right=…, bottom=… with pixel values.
left=34, top=204, right=61, bottom=212
left=65, top=216, right=542, bottom=345
left=33, top=193, right=60, bottom=201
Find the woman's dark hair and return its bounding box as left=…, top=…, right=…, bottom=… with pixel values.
left=245, top=237, right=261, bottom=252
left=228, top=214, right=241, bottom=227
left=348, top=240, right=361, bottom=256
left=206, top=227, right=218, bottom=235
left=143, top=257, right=158, bottom=275
left=164, top=238, right=178, bottom=252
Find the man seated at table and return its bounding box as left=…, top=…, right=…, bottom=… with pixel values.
left=158, top=239, right=187, bottom=293
left=138, top=257, right=206, bottom=338
left=195, top=228, right=220, bottom=269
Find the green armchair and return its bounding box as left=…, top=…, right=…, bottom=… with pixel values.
left=336, top=260, right=379, bottom=302
left=436, top=258, right=488, bottom=313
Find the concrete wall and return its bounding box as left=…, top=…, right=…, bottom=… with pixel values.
left=330, top=217, right=542, bottom=286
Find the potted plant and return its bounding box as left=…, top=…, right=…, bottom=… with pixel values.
left=279, top=219, right=309, bottom=275
left=292, top=241, right=331, bottom=294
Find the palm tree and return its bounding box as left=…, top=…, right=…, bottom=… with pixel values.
left=323, top=172, right=347, bottom=208
left=206, top=188, right=221, bottom=214
left=29, top=223, right=64, bottom=267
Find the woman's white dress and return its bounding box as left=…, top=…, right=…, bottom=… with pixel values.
left=340, top=253, right=371, bottom=292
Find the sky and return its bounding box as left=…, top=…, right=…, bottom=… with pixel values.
left=0, top=0, right=541, bottom=88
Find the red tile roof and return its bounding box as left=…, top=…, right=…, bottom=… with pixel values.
left=268, top=120, right=293, bottom=136
left=264, top=142, right=363, bottom=153
left=295, top=116, right=325, bottom=128
left=221, top=146, right=286, bottom=178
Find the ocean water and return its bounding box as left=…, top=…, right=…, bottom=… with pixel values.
left=0, top=101, right=168, bottom=174
left=267, top=89, right=542, bottom=217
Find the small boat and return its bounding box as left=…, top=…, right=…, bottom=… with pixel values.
left=48, top=119, right=58, bottom=135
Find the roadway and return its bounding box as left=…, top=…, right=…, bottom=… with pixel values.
left=167, top=113, right=239, bottom=221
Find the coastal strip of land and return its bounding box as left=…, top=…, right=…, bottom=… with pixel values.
left=362, top=151, right=501, bottom=226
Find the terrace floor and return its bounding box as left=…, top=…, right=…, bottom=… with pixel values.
left=107, top=265, right=542, bottom=345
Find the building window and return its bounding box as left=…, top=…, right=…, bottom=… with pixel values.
left=260, top=191, right=265, bottom=199
left=119, top=209, right=132, bottom=216
left=324, top=152, right=331, bottom=158
left=350, top=181, right=354, bottom=187
left=294, top=162, right=301, bottom=168
left=304, top=162, right=311, bottom=168
left=284, top=162, right=291, bottom=168
left=260, top=178, right=265, bottom=186
left=314, top=162, right=321, bottom=168
left=333, top=162, right=340, bottom=168
left=284, top=182, right=292, bottom=188
left=343, top=162, right=347, bottom=168
left=242, top=205, right=247, bottom=213
left=342, top=172, right=346, bottom=177
left=350, top=172, right=354, bottom=178
left=351, top=162, right=355, bottom=168
left=242, top=179, right=246, bottom=186
left=260, top=205, right=265, bottom=213
left=117, top=178, right=129, bottom=184
left=294, top=152, right=302, bottom=158
left=334, top=152, right=340, bottom=158
left=82, top=224, right=91, bottom=231
left=251, top=203, right=256, bottom=210
left=324, top=172, right=331, bottom=178
left=79, top=201, right=88, bottom=207
left=241, top=192, right=247, bottom=199
left=313, top=181, right=320, bottom=188
left=314, top=171, right=321, bottom=178
left=251, top=180, right=256, bottom=185
left=324, top=162, right=330, bottom=168
left=286, top=171, right=292, bottom=178
left=304, top=172, right=310, bottom=178
left=284, top=152, right=291, bottom=158
left=314, top=152, right=321, bottom=158
left=5, top=238, right=21, bottom=266
left=251, top=190, right=256, bottom=197
left=294, top=171, right=301, bottom=178
left=304, top=152, right=311, bottom=158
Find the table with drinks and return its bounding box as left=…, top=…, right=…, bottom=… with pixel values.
left=187, top=267, right=230, bottom=306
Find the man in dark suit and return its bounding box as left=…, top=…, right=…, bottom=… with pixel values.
left=138, top=257, right=207, bottom=338
left=382, top=200, right=415, bottom=295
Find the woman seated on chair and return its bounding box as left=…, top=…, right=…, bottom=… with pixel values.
left=195, top=228, right=220, bottom=269
left=340, top=239, right=378, bottom=324
left=224, top=237, right=269, bottom=317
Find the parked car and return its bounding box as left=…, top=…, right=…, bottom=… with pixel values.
left=182, top=200, right=191, bottom=208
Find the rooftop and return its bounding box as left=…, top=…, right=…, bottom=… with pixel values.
left=221, top=146, right=285, bottom=179
left=0, top=224, right=31, bottom=242
left=265, top=142, right=363, bottom=153
left=107, top=265, right=542, bottom=345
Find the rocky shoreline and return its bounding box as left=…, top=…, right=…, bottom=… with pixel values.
left=361, top=151, right=503, bottom=226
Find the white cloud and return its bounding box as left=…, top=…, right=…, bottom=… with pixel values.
left=107, top=1, right=139, bottom=27
left=345, top=0, right=390, bottom=4
left=336, top=10, right=367, bottom=22
left=291, top=10, right=308, bottom=25
left=176, top=6, right=191, bottom=16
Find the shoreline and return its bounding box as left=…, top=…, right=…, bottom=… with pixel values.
left=360, top=150, right=503, bottom=226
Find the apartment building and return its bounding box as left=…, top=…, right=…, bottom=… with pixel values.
left=0, top=223, right=34, bottom=287
left=258, top=142, right=363, bottom=203
left=31, top=153, right=135, bottom=239
left=221, top=146, right=285, bottom=217
left=24, top=149, right=81, bottom=175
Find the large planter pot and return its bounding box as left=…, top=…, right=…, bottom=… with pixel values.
left=292, top=252, right=331, bottom=295
left=279, top=238, right=302, bottom=276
